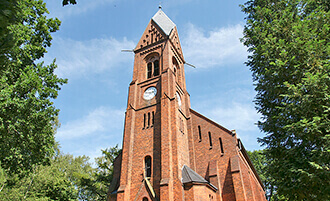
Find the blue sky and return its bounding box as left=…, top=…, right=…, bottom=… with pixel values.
left=43, top=0, right=263, bottom=162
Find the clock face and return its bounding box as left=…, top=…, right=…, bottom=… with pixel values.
left=143, top=87, right=157, bottom=100
left=176, top=92, right=182, bottom=107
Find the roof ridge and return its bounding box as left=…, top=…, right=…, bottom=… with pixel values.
left=190, top=108, right=234, bottom=135
left=182, top=165, right=208, bottom=184
left=182, top=165, right=192, bottom=182
left=152, top=9, right=176, bottom=36
left=182, top=165, right=218, bottom=191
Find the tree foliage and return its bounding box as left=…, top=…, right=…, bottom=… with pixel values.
left=62, top=0, right=76, bottom=6
left=0, top=145, right=121, bottom=200
left=241, top=0, right=330, bottom=200
left=0, top=0, right=17, bottom=60
left=78, top=145, right=122, bottom=200
left=0, top=0, right=67, bottom=175
left=247, top=150, right=287, bottom=201
left=0, top=153, right=91, bottom=200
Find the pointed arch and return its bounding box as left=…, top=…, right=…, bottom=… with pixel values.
left=145, top=53, right=160, bottom=79
left=144, top=155, right=152, bottom=178
left=172, top=56, right=181, bottom=84
left=153, top=60, right=159, bottom=76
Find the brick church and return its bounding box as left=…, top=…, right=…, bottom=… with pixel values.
left=107, top=9, right=266, bottom=201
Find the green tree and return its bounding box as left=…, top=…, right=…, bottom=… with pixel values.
left=62, top=0, right=76, bottom=6
left=247, top=150, right=287, bottom=201
left=241, top=0, right=330, bottom=200
left=79, top=145, right=122, bottom=201
left=0, top=142, right=121, bottom=200
left=0, top=0, right=67, bottom=176
left=0, top=152, right=94, bottom=200
left=0, top=0, right=17, bottom=62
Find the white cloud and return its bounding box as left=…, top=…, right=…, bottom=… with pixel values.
left=194, top=87, right=259, bottom=132
left=47, top=37, right=135, bottom=79
left=192, top=87, right=263, bottom=150
left=182, top=23, right=248, bottom=68
left=56, top=106, right=124, bottom=139
left=195, top=100, right=262, bottom=150
left=73, top=145, right=109, bottom=164
left=205, top=102, right=259, bottom=132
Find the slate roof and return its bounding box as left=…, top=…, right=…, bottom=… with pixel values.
left=182, top=165, right=208, bottom=184
left=152, top=9, right=176, bottom=36
left=182, top=165, right=218, bottom=191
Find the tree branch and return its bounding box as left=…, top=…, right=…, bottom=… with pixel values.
left=23, top=167, right=36, bottom=200
left=0, top=182, right=5, bottom=192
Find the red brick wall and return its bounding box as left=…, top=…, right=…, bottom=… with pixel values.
left=189, top=110, right=266, bottom=201
left=189, top=110, right=238, bottom=200
left=183, top=184, right=217, bottom=201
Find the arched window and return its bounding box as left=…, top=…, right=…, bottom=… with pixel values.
left=153, top=60, right=159, bottom=76
left=142, top=197, right=148, bottom=201
left=145, top=156, right=152, bottom=178
left=147, top=112, right=150, bottom=127
left=145, top=55, right=160, bottom=79
left=172, top=57, right=181, bottom=83
left=198, top=126, right=202, bottom=142
left=147, top=63, right=152, bottom=79
left=143, top=113, right=146, bottom=129
left=152, top=111, right=155, bottom=126
left=219, top=137, right=224, bottom=154
left=208, top=132, right=213, bottom=148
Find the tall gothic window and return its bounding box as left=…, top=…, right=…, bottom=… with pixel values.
left=198, top=126, right=202, bottom=142
left=143, top=113, right=146, bottom=129
left=154, top=60, right=159, bottom=76
left=172, top=56, right=180, bottom=84
left=143, top=112, right=154, bottom=129
left=147, top=112, right=150, bottom=128
left=152, top=111, right=155, bottom=126
left=145, top=156, right=152, bottom=178
left=147, top=63, right=152, bottom=79
left=208, top=132, right=213, bottom=148
left=219, top=137, right=224, bottom=154
left=146, top=60, right=160, bottom=79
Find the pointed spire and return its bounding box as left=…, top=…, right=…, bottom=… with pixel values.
left=152, top=9, right=176, bottom=36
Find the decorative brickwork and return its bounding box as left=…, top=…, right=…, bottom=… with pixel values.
left=107, top=9, right=266, bottom=201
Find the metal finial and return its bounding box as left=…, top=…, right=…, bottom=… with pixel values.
left=159, top=2, right=162, bottom=9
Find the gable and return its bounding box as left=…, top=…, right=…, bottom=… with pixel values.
left=134, top=10, right=178, bottom=52
left=135, top=20, right=167, bottom=51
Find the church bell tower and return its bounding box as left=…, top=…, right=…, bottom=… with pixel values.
left=111, top=9, right=191, bottom=201
left=108, top=8, right=267, bottom=201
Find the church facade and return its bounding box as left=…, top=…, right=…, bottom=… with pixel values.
left=108, top=9, right=266, bottom=201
